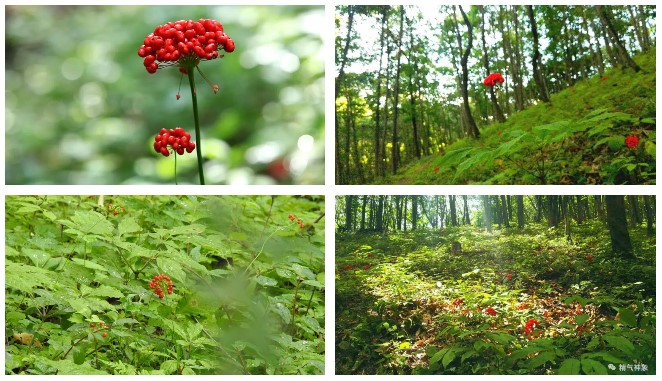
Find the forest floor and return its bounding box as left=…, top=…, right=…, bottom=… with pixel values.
left=335, top=223, right=655, bottom=374
left=378, top=50, right=655, bottom=185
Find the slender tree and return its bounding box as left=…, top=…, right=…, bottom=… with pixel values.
left=391, top=6, right=405, bottom=174
left=596, top=5, right=641, bottom=72
left=516, top=195, right=525, bottom=229
left=480, top=6, right=506, bottom=122
left=605, top=195, right=634, bottom=257
left=527, top=5, right=550, bottom=102
left=455, top=6, right=480, bottom=138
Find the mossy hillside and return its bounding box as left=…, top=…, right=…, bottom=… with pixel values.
left=381, top=49, right=655, bottom=185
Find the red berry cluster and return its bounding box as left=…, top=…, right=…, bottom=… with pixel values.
left=451, top=298, right=464, bottom=307
left=90, top=322, right=109, bottom=338
left=524, top=318, right=542, bottom=340
left=288, top=214, right=305, bottom=228
left=485, top=307, right=497, bottom=316
left=138, top=19, right=235, bottom=74
left=149, top=273, right=174, bottom=298
left=483, top=72, right=505, bottom=87
left=108, top=203, right=125, bottom=216
left=154, top=127, right=196, bottom=157
left=625, top=135, right=639, bottom=149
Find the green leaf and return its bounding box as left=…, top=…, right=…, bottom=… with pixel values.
left=68, top=210, right=115, bottom=236
left=486, top=332, right=515, bottom=345
left=157, top=257, right=186, bottom=283
left=169, top=224, right=206, bottom=236
left=113, top=318, right=139, bottom=326
left=22, top=248, right=50, bottom=267
left=114, top=240, right=154, bottom=259
left=617, top=307, right=637, bottom=327
left=399, top=342, right=412, bottom=349
left=43, top=210, right=57, bottom=221
left=492, top=132, right=527, bottom=158
left=575, top=314, right=589, bottom=326
left=71, top=258, right=108, bottom=272
left=509, top=346, right=546, bottom=362
left=276, top=267, right=296, bottom=280
left=273, top=302, right=292, bottom=324
left=442, top=346, right=463, bottom=368
left=429, top=347, right=449, bottom=365
left=527, top=350, right=556, bottom=369
left=290, top=263, right=316, bottom=280
left=160, top=359, right=179, bottom=374
left=16, top=204, right=42, bottom=213
left=73, top=348, right=86, bottom=365
left=581, top=358, right=608, bottom=375
left=89, top=285, right=124, bottom=298
left=640, top=117, right=655, bottom=124
left=5, top=262, right=54, bottom=293
left=644, top=141, right=655, bottom=158
left=586, top=336, right=600, bottom=350
left=604, top=335, right=635, bottom=353
left=583, top=351, right=625, bottom=364
left=255, top=275, right=278, bottom=287
left=118, top=217, right=141, bottom=237
left=558, top=358, right=581, bottom=375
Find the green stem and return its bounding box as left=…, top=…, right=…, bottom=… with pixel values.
left=186, top=68, right=205, bottom=185
left=174, top=152, right=178, bottom=185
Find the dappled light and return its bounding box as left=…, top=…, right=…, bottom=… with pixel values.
left=336, top=195, right=655, bottom=375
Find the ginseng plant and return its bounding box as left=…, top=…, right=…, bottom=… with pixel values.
left=139, top=18, right=235, bottom=184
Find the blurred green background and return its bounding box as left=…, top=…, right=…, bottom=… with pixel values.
left=5, top=5, right=325, bottom=184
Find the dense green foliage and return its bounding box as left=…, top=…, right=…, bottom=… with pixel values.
left=381, top=51, right=656, bottom=185
left=6, top=5, right=324, bottom=184
left=336, top=225, right=655, bottom=374
left=5, top=195, right=325, bottom=374
left=336, top=5, right=656, bottom=185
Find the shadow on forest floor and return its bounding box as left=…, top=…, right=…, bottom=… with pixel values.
left=335, top=223, right=656, bottom=375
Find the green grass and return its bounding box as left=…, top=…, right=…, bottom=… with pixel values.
left=378, top=50, right=656, bottom=185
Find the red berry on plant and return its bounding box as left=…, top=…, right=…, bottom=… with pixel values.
left=154, top=127, right=196, bottom=157
left=102, top=332, right=108, bottom=338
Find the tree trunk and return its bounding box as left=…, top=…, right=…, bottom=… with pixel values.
left=335, top=6, right=355, bottom=184
left=510, top=6, right=525, bottom=110
left=547, top=195, right=560, bottom=228
left=344, top=195, right=353, bottom=231
left=456, top=6, right=480, bottom=138
left=376, top=195, right=385, bottom=232
left=643, top=195, right=654, bottom=237
left=449, top=195, right=458, bottom=226
left=412, top=195, right=419, bottom=230
left=463, top=195, right=471, bottom=225
left=373, top=8, right=388, bottom=178
left=637, top=6, right=651, bottom=51
left=501, top=195, right=510, bottom=228
left=480, top=6, right=506, bottom=122
left=483, top=196, right=492, bottom=233
left=408, top=19, right=422, bottom=159
left=395, top=196, right=402, bottom=230
left=517, top=195, right=525, bottom=229
left=596, top=5, right=641, bottom=72
left=562, top=196, right=572, bottom=243
left=605, top=195, right=634, bottom=257
left=527, top=5, right=550, bottom=102
left=360, top=195, right=367, bottom=231
left=390, top=6, right=405, bottom=174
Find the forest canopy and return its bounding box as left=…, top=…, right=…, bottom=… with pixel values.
left=335, top=5, right=656, bottom=184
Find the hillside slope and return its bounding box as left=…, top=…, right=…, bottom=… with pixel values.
left=379, top=50, right=656, bottom=185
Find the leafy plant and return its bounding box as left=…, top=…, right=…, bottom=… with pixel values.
left=5, top=195, right=325, bottom=375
